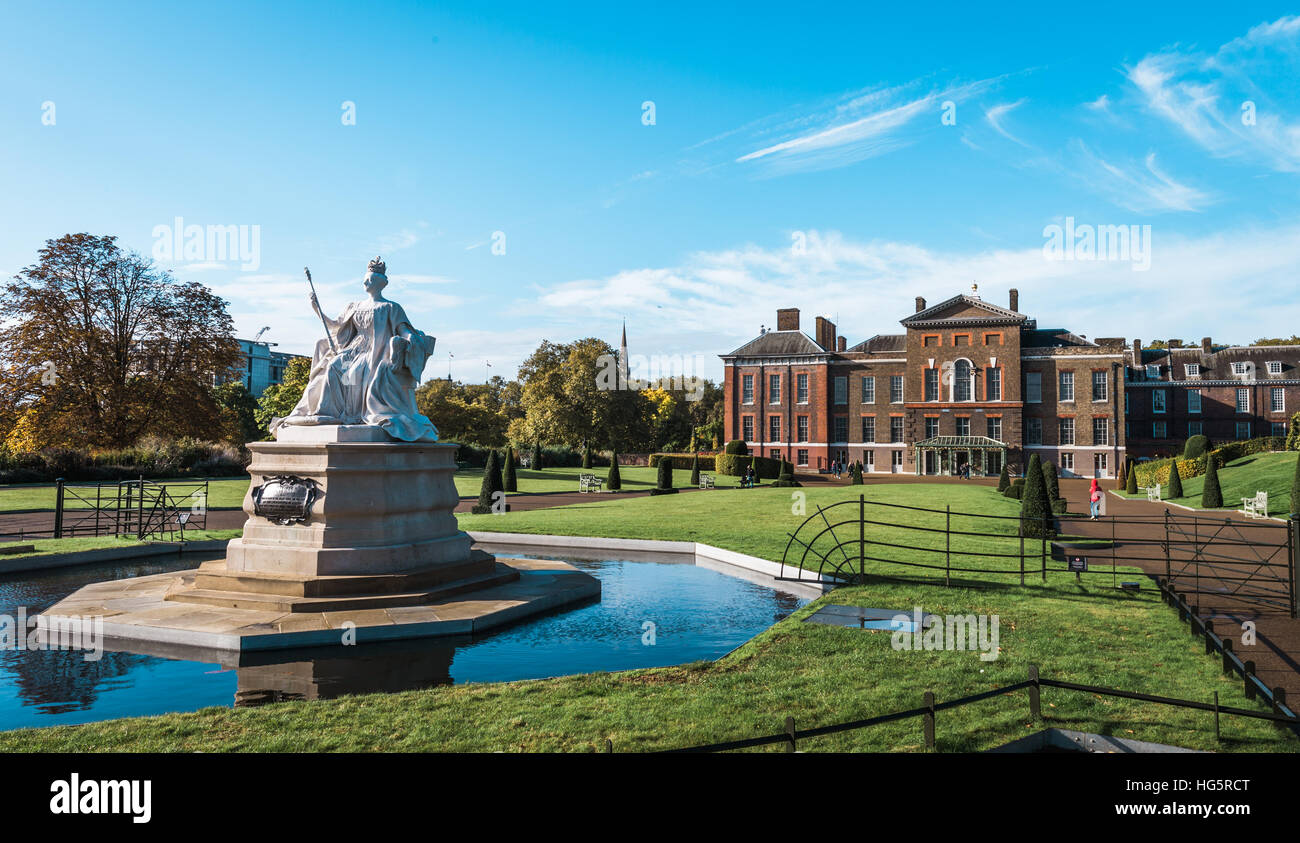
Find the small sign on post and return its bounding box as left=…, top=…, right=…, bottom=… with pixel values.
left=1068, top=555, right=1087, bottom=580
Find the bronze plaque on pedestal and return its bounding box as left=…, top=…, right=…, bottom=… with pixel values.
left=252, top=475, right=319, bottom=525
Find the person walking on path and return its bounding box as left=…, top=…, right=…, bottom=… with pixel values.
left=1089, top=478, right=1102, bottom=520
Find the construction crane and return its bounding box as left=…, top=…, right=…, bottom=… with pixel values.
left=251, top=326, right=271, bottom=343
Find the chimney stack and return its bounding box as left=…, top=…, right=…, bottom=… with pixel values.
left=1132, top=338, right=1142, bottom=364
left=1201, top=336, right=1213, bottom=354
left=1009, top=288, right=1019, bottom=312
left=776, top=308, right=800, bottom=331
left=1169, top=339, right=1183, bottom=349
left=915, top=296, right=926, bottom=313
left=837, top=335, right=846, bottom=352
left=814, top=316, right=836, bottom=351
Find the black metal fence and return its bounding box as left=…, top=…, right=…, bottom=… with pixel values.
left=777, top=496, right=1298, bottom=618
left=2, top=477, right=210, bottom=541
left=637, top=663, right=1299, bottom=753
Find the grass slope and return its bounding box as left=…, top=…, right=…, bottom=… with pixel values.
left=0, top=579, right=1290, bottom=752
left=1117, top=451, right=1298, bottom=515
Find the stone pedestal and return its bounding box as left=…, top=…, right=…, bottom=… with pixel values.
left=35, top=426, right=600, bottom=652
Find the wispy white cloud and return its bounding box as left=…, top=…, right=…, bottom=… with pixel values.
left=1072, top=142, right=1212, bottom=213
left=984, top=98, right=1030, bottom=146
left=1127, top=16, right=1300, bottom=172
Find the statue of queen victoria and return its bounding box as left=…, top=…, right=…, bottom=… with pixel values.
left=272, top=257, right=439, bottom=442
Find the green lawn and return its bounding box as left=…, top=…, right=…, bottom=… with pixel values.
left=460, top=482, right=1077, bottom=582
left=1118, top=451, right=1298, bottom=516
left=0, top=478, right=249, bottom=512
left=1, top=577, right=1290, bottom=752
left=0, top=530, right=242, bottom=559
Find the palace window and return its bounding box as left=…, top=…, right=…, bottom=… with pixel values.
left=1273, top=421, right=1288, bottom=437
left=925, top=417, right=939, bottom=438
left=797, top=449, right=809, bottom=467
left=1061, top=452, right=1074, bottom=472
left=987, top=417, right=1002, bottom=440
left=797, top=416, right=809, bottom=442
left=954, top=360, right=973, bottom=402
left=1236, top=388, right=1250, bottom=413
left=1059, top=371, right=1074, bottom=402
left=769, top=416, right=780, bottom=441
left=889, top=417, right=904, bottom=443
left=1188, top=389, right=1201, bottom=414
left=1153, top=421, right=1167, bottom=439
left=1093, top=418, right=1109, bottom=446
left=769, top=374, right=781, bottom=403
left=924, top=368, right=939, bottom=402
left=1236, top=421, right=1251, bottom=440
left=987, top=368, right=1001, bottom=401
left=1092, top=371, right=1109, bottom=401
left=1268, top=361, right=1283, bottom=375
left=862, top=416, right=876, bottom=442
left=890, top=375, right=904, bottom=403
left=861, top=376, right=875, bottom=403
left=863, top=451, right=875, bottom=472
left=891, top=451, right=904, bottom=472
left=1185, top=363, right=1200, bottom=378
left=742, top=416, right=754, bottom=440
left=1153, top=390, right=1166, bottom=414
left=1145, top=364, right=1161, bottom=380
left=1272, top=387, right=1285, bottom=413
left=1232, top=362, right=1250, bottom=377
left=833, top=416, right=848, bottom=442
left=1058, top=418, right=1075, bottom=445
left=796, top=373, right=809, bottom=403
left=833, top=376, right=847, bottom=405
left=1026, top=372, right=1042, bottom=403
left=1026, top=417, right=1043, bottom=445
left=956, top=417, right=970, bottom=437
left=1188, top=421, right=1202, bottom=437
left=742, top=375, right=754, bottom=404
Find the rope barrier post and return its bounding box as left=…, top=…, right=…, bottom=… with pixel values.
left=53, top=477, right=65, bottom=540
left=1028, top=665, right=1041, bottom=721
left=784, top=716, right=796, bottom=753
left=923, top=692, right=935, bottom=750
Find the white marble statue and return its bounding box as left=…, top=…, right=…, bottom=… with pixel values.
left=272, top=257, right=439, bottom=442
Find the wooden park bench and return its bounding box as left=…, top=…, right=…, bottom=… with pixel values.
left=698, top=474, right=715, bottom=490
left=1144, top=483, right=1161, bottom=502
left=1241, top=490, right=1268, bottom=519
left=578, top=473, right=603, bottom=493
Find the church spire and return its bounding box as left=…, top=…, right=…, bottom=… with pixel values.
left=618, top=319, right=629, bottom=389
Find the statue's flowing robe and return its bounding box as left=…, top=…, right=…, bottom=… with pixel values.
left=272, top=299, right=439, bottom=442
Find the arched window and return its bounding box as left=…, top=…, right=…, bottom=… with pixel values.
left=954, top=359, right=973, bottom=402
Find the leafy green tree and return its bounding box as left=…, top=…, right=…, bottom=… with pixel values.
left=1167, top=457, right=1184, bottom=498
left=503, top=446, right=518, bottom=492
left=607, top=450, right=622, bottom=490
left=255, top=356, right=312, bottom=433
left=1202, top=453, right=1222, bottom=508
left=212, top=380, right=261, bottom=444
left=414, top=375, right=523, bottom=448
left=472, top=450, right=505, bottom=514
left=1020, top=454, right=1051, bottom=537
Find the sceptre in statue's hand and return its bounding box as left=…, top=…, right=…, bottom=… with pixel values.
left=305, top=267, right=338, bottom=354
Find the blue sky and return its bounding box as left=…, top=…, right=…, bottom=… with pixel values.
left=3, top=2, right=1300, bottom=382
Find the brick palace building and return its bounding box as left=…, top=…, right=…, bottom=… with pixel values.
left=720, top=287, right=1300, bottom=478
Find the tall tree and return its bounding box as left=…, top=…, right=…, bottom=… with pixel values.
left=0, top=234, right=242, bottom=449
left=212, top=380, right=262, bottom=444
left=254, top=356, right=312, bottom=432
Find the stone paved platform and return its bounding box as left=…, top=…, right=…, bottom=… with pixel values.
left=38, top=557, right=600, bottom=652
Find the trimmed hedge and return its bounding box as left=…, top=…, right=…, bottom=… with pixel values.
left=649, top=453, right=716, bottom=471
left=723, top=440, right=748, bottom=455
left=0, top=439, right=246, bottom=484
left=1134, top=437, right=1286, bottom=488
left=715, top=453, right=782, bottom=479
left=1183, top=435, right=1210, bottom=460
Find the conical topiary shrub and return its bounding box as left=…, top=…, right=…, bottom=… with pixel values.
left=1019, top=453, right=1051, bottom=537
left=1041, top=459, right=1061, bottom=510
left=1202, top=453, right=1222, bottom=508
left=997, top=462, right=1009, bottom=493
left=582, top=443, right=592, bottom=469
left=772, top=459, right=801, bottom=487
left=607, top=450, right=622, bottom=491
left=532, top=441, right=543, bottom=471
left=503, top=446, right=518, bottom=492
left=1167, top=457, right=1184, bottom=498
left=472, top=450, right=507, bottom=514
left=650, top=456, right=677, bottom=495
left=850, top=461, right=863, bottom=485
left=690, top=453, right=700, bottom=486
left=1126, top=463, right=1138, bottom=494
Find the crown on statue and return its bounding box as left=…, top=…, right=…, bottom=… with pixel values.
left=367, top=256, right=387, bottom=275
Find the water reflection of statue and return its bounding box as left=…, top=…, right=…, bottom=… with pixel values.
left=272, top=257, right=439, bottom=442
